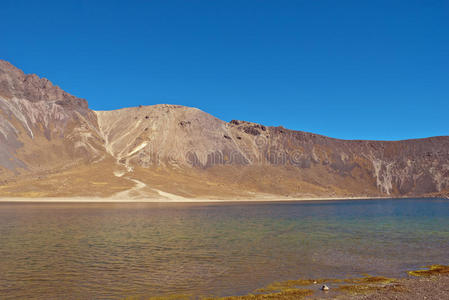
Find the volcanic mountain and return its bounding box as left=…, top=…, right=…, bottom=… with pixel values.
left=1, top=60, right=448, bottom=200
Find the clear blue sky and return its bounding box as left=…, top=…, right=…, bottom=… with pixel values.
left=2, top=0, right=448, bottom=140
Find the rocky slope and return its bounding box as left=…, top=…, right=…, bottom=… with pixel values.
left=0, top=60, right=106, bottom=177
left=0, top=60, right=448, bottom=199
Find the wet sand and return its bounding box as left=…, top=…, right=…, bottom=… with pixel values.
left=310, top=273, right=449, bottom=300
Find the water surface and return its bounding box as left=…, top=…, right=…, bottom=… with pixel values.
left=0, top=198, right=448, bottom=299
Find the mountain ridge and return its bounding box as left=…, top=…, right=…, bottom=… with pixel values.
left=1, top=60, right=448, bottom=200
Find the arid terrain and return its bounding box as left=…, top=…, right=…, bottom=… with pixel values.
left=1, top=60, right=449, bottom=200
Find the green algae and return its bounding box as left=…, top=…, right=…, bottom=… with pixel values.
left=209, top=274, right=397, bottom=299
left=408, top=265, right=449, bottom=277
left=124, top=294, right=192, bottom=300
left=337, top=283, right=405, bottom=295
left=203, top=288, right=314, bottom=300
left=148, top=296, right=192, bottom=300
left=336, top=275, right=397, bottom=295
left=253, top=275, right=393, bottom=294
left=338, top=284, right=381, bottom=294
left=343, top=275, right=395, bottom=284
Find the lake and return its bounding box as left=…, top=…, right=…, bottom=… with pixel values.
left=0, top=198, right=448, bottom=299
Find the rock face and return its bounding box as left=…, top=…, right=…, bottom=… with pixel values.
left=1, top=60, right=448, bottom=199
left=0, top=60, right=104, bottom=178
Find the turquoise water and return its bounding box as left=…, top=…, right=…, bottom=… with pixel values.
left=0, top=198, right=448, bottom=299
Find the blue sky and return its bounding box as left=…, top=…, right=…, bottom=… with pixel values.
left=1, top=0, right=448, bottom=140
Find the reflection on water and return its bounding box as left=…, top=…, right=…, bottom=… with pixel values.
left=0, top=198, right=448, bottom=299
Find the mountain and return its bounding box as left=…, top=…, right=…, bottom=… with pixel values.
left=0, top=61, right=102, bottom=176
left=1, top=60, right=448, bottom=200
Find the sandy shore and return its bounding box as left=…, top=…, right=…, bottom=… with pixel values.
left=0, top=195, right=406, bottom=203
left=344, top=275, right=449, bottom=300
left=308, top=272, right=449, bottom=300
left=213, top=266, right=449, bottom=299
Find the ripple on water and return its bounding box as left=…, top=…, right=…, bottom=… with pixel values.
left=0, top=198, right=448, bottom=298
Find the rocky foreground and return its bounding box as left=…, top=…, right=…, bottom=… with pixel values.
left=204, top=265, right=449, bottom=300
left=1, top=59, right=449, bottom=200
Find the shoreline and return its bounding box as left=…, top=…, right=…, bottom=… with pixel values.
left=0, top=195, right=444, bottom=203
left=209, top=265, right=449, bottom=300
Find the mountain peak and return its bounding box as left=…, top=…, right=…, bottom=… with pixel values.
left=0, top=60, right=87, bottom=109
